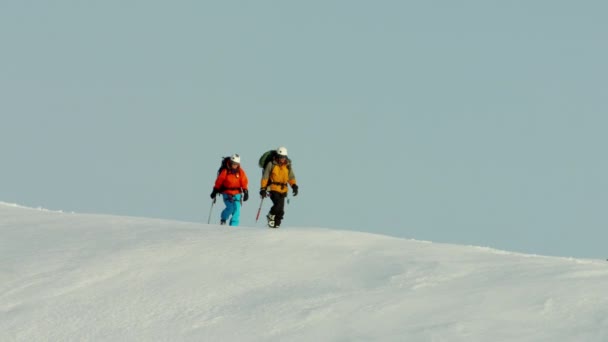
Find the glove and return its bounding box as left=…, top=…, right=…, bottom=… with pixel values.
left=210, top=188, right=219, bottom=199
left=243, top=189, right=249, bottom=202
left=292, top=184, right=299, bottom=196
left=259, top=189, right=267, bottom=198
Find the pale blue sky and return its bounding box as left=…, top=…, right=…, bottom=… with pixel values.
left=1, top=1, right=607, bottom=258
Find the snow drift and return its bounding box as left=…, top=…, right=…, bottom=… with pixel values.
left=1, top=202, right=607, bottom=341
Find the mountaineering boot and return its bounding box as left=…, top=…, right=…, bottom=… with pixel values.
left=220, top=220, right=226, bottom=225
left=274, top=214, right=282, bottom=228
left=267, top=214, right=276, bottom=228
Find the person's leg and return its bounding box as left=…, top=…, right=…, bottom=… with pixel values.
left=266, top=192, right=278, bottom=227
left=229, top=194, right=242, bottom=226
left=269, top=191, right=286, bottom=227
left=221, top=194, right=235, bottom=224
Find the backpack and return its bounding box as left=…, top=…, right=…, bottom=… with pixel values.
left=258, top=150, right=276, bottom=169
left=259, top=150, right=291, bottom=172
left=217, top=156, right=232, bottom=176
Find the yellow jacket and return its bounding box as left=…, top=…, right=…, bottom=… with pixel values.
left=261, top=160, right=296, bottom=194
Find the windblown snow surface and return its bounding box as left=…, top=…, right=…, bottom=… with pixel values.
left=1, top=202, right=607, bottom=341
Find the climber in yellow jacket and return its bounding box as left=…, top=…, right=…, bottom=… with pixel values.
left=260, top=146, right=298, bottom=228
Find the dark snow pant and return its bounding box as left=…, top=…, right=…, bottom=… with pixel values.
left=269, top=191, right=287, bottom=226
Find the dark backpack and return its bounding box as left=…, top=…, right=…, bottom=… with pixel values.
left=217, top=156, right=232, bottom=176
left=259, top=150, right=291, bottom=172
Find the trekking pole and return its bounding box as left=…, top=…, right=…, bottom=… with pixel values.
left=255, top=197, right=265, bottom=223
left=207, top=196, right=217, bottom=224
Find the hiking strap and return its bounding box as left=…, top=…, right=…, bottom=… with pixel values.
left=268, top=181, right=288, bottom=189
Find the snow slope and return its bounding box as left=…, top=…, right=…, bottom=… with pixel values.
left=1, top=202, right=607, bottom=341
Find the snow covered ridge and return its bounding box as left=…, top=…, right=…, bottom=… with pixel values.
left=0, top=201, right=71, bottom=214
left=2, top=203, right=608, bottom=341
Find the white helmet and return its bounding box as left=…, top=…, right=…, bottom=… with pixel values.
left=230, top=154, right=241, bottom=164
left=276, top=146, right=288, bottom=156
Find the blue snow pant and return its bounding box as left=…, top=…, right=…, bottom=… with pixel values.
left=221, top=193, right=242, bottom=226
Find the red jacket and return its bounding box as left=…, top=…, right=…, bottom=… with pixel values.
left=214, top=168, right=248, bottom=195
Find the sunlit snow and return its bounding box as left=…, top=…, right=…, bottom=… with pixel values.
left=1, top=202, right=607, bottom=341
